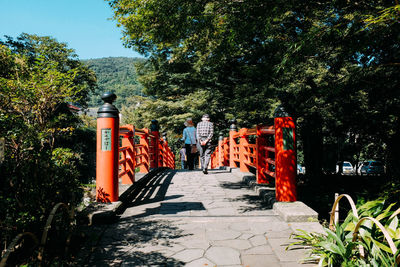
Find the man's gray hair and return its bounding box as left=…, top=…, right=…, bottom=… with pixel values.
left=202, top=114, right=210, bottom=121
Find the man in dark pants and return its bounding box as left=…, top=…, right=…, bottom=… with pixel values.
left=196, top=114, right=214, bottom=174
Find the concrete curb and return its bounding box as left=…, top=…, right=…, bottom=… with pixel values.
left=273, top=201, right=318, bottom=222
left=230, top=168, right=319, bottom=222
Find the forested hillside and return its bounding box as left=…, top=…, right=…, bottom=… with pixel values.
left=82, top=57, right=145, bottom=108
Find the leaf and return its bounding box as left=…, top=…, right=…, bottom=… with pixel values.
left=344, top=221, right=356, bottom=232
left=387, top=216, right=398, bottom=234
left=389, top=207, right=400, bottom=220
left=344, top=241, right=358, bottom=258
left=376, top=203, right=396, bottom=221
left=358, top=222, right=373, bottom=240
left=371, top=239, right=393, bottom=254
left=318, top=241, right=343, bottom=255
left=358, top=200, right=384, bottom=217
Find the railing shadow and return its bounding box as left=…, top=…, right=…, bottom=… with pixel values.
left=75, top=217, right=187, bottom=266
left=75, top=169, right=191, bottom=266
left=157, top=202, right=205, bottom=215
left=219, top=178, right=276, bottom=211
left=120, top=170, right=205, bottom=218
left=207, top=169, right=233, bottom=175
left=175, top=169, right=231, bottom=174
left=127, top=170, right=181, bottom=207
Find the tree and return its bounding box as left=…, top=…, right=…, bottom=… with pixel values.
left=109, top=0, right=281, bottom=129
left=272, top=0, right=400, bottom=176
left=0, top=34, right=97, bottom=247
left=108, top=0, right=400, bottom=179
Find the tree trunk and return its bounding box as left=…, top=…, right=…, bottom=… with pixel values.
left=301, top=114, right=324, bottom=181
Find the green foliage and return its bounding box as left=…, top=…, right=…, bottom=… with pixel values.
left=121, top=90, right=213, bottom=152
left=108, top=0, right=280, bottom=133
left=289, top=199, right=400, bottom=266
left=82, top=57, right=145, bottom=108
left=0, top=34, right=96, bottom=250
left=108, top=0, right=400, bottom=180
left=364, top=4, right=400, bottom=27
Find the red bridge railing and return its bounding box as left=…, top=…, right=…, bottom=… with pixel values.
left=119, top=125, right=174, bottom=185
left=96, top=93, right=175, bottom=203
left=211, top=110, right=297, bottom=202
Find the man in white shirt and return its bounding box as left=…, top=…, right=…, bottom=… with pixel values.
left=196, top=114, right=214, bottom=174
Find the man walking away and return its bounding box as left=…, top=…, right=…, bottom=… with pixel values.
left=196, top=114, right=214, bottom=174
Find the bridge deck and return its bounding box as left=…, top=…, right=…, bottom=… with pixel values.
left=82, top=169, right=320, bottom=266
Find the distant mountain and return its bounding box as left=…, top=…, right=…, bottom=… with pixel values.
left=82, top=57, right=145, bottom=108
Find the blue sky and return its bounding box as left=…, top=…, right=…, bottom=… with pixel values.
left=0, top=0, right=143, bottom=59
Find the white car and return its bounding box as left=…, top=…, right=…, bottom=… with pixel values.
left=336, top=161, right=354, bottom=175
left=297, top=164, right=305, bottom=174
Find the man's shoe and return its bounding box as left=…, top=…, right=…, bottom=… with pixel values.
left=203, top=169, right=208, bottom=174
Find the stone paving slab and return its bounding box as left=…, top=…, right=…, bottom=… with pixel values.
left=81, top=169, right=319, bottom=266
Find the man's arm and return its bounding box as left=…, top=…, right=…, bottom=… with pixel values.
left=207, top=122, right=214, bottom=142
left=196, top=124, right=200, bottom=140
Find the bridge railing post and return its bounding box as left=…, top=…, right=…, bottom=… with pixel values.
left=229, top=119, right=239, bottom=168
left=150, top=119, right=160, bottom=168
left=274, top=105, right=297, bottom=202
left=239, top=128, right=251, bottom=172
left=120, top=125, right=135, bottom=184
left=152, top=132, right=160, bottom=168
left=161, top=132, right=168, bottom=167
left=139, top=129, right=150, bottom=173
left=211, top=144, right=218, bottom=169
left=256, top=125, right=267, bottom=184
left=96, top=92, right=119, bottom=202
left=223, top=137, right=229, bottom=166
left=163, top=140, right=172, bottom=169
left=218, top=135, right=224, bottom=167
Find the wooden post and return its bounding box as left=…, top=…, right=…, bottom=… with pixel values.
left=121, top=125, right=135, bottom=184
left=256, top=125, right=268, bottom=184
left=274, top=106, right=297, bottom=202
left=150, top=120, right=160, bottom=168
left=239, top=128, right=250, bottom=172
left=218, top=135, right=224, bottom=167
left=139, top=130, right=150, bottom=173
left=223, top=137, right=229, bottom=166
left=96, top=93, right=119, bottom=202
left=229, top=119, right=238, bottom=168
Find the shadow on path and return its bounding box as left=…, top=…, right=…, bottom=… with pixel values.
left=219, top=179, right=275, bottom=211
left=76, top=215, right=188, bottom=266
left=121, top=169, right=206, bottom=218
left=128, top=170, right=181, bottom=207
left=176, top=168, right=232, bottom=175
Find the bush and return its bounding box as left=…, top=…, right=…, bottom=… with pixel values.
left=0, top=34, right=96, bottom=259
left=289, top=198, right=400, bottom=266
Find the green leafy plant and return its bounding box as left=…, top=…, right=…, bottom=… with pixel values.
left=0, top=34, right=96, bottom=265
left=289, top=198, right=400, bottom=266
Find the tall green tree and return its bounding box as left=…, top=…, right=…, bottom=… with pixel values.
left=108, top=0, right=400, bottom=178
left=272, top=0, right=400, bottom=176
left=109, top=0, right=282, bottom=130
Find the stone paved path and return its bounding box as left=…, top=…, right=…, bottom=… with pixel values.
left=83, top=169, right=321, bottom=266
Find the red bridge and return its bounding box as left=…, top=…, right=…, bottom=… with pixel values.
left=96, top=93, right=297, bottom=203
